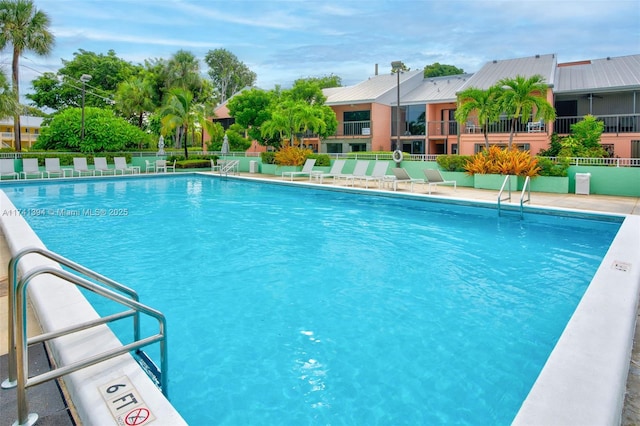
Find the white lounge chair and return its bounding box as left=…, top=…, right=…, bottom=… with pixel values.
left=45, top=158, right=67, bottom=178
left=94, top=157, right=115, bottom=176
left=114, top=157, right=139, bottom=174
left=391, top=168, right=424, bottom=192
left=282, top=158, right=316, bottom=181
left=0, top=159, right=19, bottom=180
left=423, top=169, right=457, bottom=194
left=311, top=159, right=346, bottom=184
left=340, top=160, right=369, bottom=186
left=20, top=158, right=43, bottom=179
left=359, top=161, right=393, bottom=188
left=72, top=157, right=95, bottom=177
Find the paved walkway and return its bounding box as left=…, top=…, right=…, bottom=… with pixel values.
left=0, top=175, right=639, bottom=424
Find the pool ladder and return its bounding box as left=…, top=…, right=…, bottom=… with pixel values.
left=1, top=246, right=168, bottom=426
left=219, top=159, right=240, bottom=176
left=497, top=175, right=531, bottom=219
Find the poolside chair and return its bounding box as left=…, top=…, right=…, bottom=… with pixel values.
left=0, top=159, right=19, bottom=180
left=72, top=157, right=95, bottom=177
left=166, top=159, right=176, bottom=172
left=391, top=168, right=424, bottom=192
left=145, top=160, right=156, bottom=173
left=156, top=159, right=167, bottom=173
left=311, top=159, right=346, bottom=184
left=114, top=157, right=139, bottom=174
left=423, top=169, right=457, bottom=194
left=359, top=161, right=394, bottom=189
left=93, top=157, right=115, bottom=176
left=282, top=158, right=316, bottom=181
left=339, top=160, right=369, bottom=186
left=45, top=158, right=67, bottom=178
left=20, top=158, right=43, bottom=179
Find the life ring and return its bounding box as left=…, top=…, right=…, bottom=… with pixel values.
left=392, top=150, right=404, bottom=163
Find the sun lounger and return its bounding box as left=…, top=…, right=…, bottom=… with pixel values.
left=72, top=157, right=95, bottom=177
left=114, top=157, right=139, bottom=174
left=310, top=159, right=346, bottom=184
left=391, top=168, right=424, bottom=192
left=20, top=158, right=43, bottom=179
left=0, top=159, right=19, bottom=180
left=423, top=169, right=457, bottom=194
left=339, top=160, right=369, bottom=186
left=282, top=158, right=316, bottom=181
left=358, top=161, right=393, bottom=188
left=45, top=158, right=68, bottom=178
left=94, top=157, right=115, bottom=176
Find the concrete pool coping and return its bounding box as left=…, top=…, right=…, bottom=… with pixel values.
left=1, top=172, right=639, bottom=424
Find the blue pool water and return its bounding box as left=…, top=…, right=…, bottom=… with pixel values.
left=3, top=175, right=622, bottom=425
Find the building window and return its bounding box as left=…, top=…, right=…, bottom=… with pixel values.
left=391, top=105, right=426, bottom=136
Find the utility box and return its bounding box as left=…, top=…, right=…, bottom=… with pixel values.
left=575, top=173, right=591, bottom=195
left=249, top=160, right=258, bottom=173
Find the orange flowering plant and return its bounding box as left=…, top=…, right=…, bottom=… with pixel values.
left=464, top=146, right=540, bottom=177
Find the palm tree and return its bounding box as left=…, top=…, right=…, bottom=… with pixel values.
left=159, top=88, right=193, bottom=159
left=115, top=76, right=156, bottom=132
left=498, top=74, right=556, bottom=148
left=455, top=86, right=502, bottom=150
left=0, top=0, right=53, bottom=151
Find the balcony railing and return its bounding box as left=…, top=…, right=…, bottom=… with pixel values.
left=334, top=120, right=371, bottom=137
left=554, top=114, right=639, bottom=134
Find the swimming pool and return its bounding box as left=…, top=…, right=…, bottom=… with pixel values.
left=2, top=175, right=624, bottom=424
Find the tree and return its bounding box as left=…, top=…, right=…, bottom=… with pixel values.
left=27, top=49, right=141, bottom=111
left=114, top=76, right=156, bottom=131
left=33, top=107, right=149, bottom=152
left=498, top=74, right=556, bottom=148
left=227, top=88, right=275, bottom=144
left=293, top=74, right=341, bottom=90
left=557, top=115, right=608, bottom=158
left=423, top=62, right=464, bottom=78
left=0, top=0, right=54, bottom=151
left=455, top=86, right=503, bottom=149
left=159, top=87, right=193, bottom=159
left=204, top=48, right=256, bottom=103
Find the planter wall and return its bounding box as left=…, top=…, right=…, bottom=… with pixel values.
left=440, top=171, right=474, bottom=188
left=473, top=174, right=517, bottom=190
left=529, top=176, right=569, bottom=194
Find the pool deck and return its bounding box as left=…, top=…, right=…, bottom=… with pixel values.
left=0, top=173, right=639, bottom=424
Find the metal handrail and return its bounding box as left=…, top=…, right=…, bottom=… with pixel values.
left=2, top=246, right=141, bottom=389
left=11, top=265, right=167, bottom=426
left=520, top=176, right=531, bottom=218
left=497, top=175, right=513, bottom=216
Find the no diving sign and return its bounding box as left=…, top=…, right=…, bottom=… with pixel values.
left=99, top=376, right=156, bottom=425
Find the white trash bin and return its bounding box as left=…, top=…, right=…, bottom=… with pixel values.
left=575, top=173, right=591, bottom=195
left=249, top=160, right=258, bottom=173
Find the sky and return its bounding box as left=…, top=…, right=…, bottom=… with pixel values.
left=3, top=0, right=640, bottom=100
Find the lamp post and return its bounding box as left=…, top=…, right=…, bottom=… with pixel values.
left=80, top=74, right=92, bottom=142
left=391, top=61, right=403, bottom=160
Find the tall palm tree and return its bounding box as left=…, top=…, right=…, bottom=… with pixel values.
left=159, top=87, right=193, bottom=159
left=498, top=74, right=556, bottom=148
left=0, top=0, right=53, bottom=151
left=455, top=86, right=502, bottom=150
